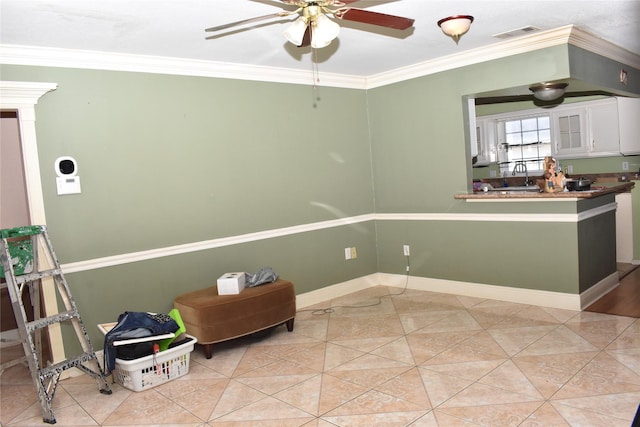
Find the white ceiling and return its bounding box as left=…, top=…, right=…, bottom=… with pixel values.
left=1, top=0, right=639, bottom=77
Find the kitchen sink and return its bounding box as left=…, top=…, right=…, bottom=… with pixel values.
left=492, top=191, right=541, bottom=195
left=489, top=186, right=541, bottom=192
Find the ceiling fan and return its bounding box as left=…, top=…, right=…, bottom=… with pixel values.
left=205, top=0, right=415, bottom=49
left=475, top=82, right=615, bottom=107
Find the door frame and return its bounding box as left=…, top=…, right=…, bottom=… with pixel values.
left=0, top=81, right=65, bottom=363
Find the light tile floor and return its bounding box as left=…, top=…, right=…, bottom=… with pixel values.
left=2, top=285, right=640, bottom=426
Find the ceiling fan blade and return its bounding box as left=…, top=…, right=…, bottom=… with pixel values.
left=476, top=90, right=614, bottom=105
left=205, top=12, right=288, bottom=32
left=250, top=0, right=298, bottom=7
left=334, top=8, right=414, bottom=30
left=334, top=0, right=404, bottom=4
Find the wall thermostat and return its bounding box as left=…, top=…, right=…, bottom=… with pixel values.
left=54, top=156, right=81, bottom=195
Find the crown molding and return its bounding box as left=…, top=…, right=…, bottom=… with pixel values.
left=0, top=44, right=366, bottom=89
left=567, top=26, right=640, bottom=70
left=1, top=25, right=637, bottom=90
left=367, top=25, right=640, bottom=88
left=0, top=80, right=58, bottom=106
left=366, top=25, right=573, bottom=88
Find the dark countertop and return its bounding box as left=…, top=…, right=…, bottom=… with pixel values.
left=455, top=181, right=634, bottom=200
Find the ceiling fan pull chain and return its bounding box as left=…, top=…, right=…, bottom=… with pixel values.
left=312, top=48, right=320, bottom=88
left=311, top=48, right=321, bottom=107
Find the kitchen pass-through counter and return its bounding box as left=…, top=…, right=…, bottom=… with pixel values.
left=455, top=181, right=634, bottom=201
left=448, top=180, right=634, bottom=310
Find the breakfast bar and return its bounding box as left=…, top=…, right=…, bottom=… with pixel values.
left=455, top=181, right=634, bottom=201
left=438, top=180, right=636, bottom=310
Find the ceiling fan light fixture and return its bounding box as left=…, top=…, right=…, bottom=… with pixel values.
left=311, top=13, right=340, bottom=48
left=529, top=82, right=569, bottom=101
left=437, top=15, right=474, bottom=44
left=284, top=16, right=309, bottom=46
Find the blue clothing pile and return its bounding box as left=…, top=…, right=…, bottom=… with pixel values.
left=103, top=312, right=179, bottom=374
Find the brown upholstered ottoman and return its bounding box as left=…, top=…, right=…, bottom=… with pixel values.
left=173, top=279, right=296, bottom=358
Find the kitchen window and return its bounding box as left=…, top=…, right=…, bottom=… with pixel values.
left=497, top=114, right=551, bottom=178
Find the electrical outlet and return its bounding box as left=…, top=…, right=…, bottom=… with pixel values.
left=567, top=165, right=573, bottom=174
left=403, top=245, right=410, bottom=256
left=345, top=247, right=357, bottom=260
left=622, top=161, right=629, bottom=171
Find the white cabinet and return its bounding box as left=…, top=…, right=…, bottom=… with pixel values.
left=551, top=100, right=612, bottom=158
left=618, top=97, right=640, bottom=155
left=473, top=118, right=495, bottom=167
left=587, top=99, right=621, bottom=157
left=552, top=97, right=640, bottom=158
left=469, top=98, right=496, bottom=168
left=468, top=98, right=478, bottom=159
left=551, top=107, right=587, bottom=158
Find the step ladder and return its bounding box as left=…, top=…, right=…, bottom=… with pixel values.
left=0, top=225, right=111, bottom=424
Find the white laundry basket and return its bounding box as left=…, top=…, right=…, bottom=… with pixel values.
left=112, top=335, right=196, bottom=392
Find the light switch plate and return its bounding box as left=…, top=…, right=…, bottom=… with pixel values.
left=56, top=176, right=81, bottom=195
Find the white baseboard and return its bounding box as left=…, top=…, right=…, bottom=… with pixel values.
left=0, top=329, right=20, bottom=348
left=296, top=272, right=619, bottom=312
left=379, top=273, right=584, bottom=311
left=296, top=274, right=379, bottom=309
left=62, top=350, right=104, bottom=380
left=579, top=271, right=620, bottom=310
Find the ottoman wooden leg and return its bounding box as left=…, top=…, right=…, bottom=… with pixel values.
left=286, top=318, right=294, bottom=332
left=203, top=343, right=213, bottom=359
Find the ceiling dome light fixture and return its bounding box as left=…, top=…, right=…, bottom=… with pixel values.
left=437, top=15, right=474, bottom=44
left=283, top=4, right=340, bottom=48
left=529, top=82, right=569, bottom=101
left=311, top=13, right=340, bottom=48
left=284, top=16, right=310, bottom=46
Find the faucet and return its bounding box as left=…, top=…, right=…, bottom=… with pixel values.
left=512, top=161, right=529, bottom=186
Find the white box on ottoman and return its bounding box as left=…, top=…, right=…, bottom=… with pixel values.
left=217, top=272, right=246, bottom=295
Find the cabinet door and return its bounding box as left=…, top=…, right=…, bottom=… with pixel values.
left=473, top=118, right=493, bottom=167
left=468, top=98, right=478, bottom=158
left=552, top=108, right=587, bottom=158
left=588, top=100, right=620, bottom=156
left=618, top=97, right=640, bottom=155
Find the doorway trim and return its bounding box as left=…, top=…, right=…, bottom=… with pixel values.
left=0, top=81, right=65, bottom=363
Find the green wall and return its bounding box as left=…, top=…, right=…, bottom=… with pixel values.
left=469, top=45, right=640, bottom=264
left=0, top=42, right=636, bottom=353
left=366, top=45, right=633, bottom=299
left=366, top=45, right=587, bottom=293
left=1, top=65, right=379, bottom=349
left=3, top=67, right=375, bottom=257
left=375, top=219, right=579, bottom=293
left=368, top=46, right=572, bottom=213
left=578, top=210, right=617, bottom=292
left=66, top=223, right=377, bottom=327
